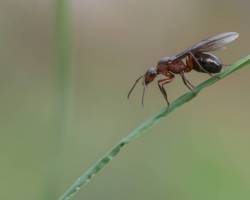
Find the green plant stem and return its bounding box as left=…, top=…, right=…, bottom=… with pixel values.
left=47, top=0, right=72, bottom=199
left=55, top=0, right=72, bottom=184
left=59, top=55, right=250, bottom=200
left=55, top=0, right=71, bottom=133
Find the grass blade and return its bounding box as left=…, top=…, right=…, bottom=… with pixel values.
left=46, top=0, right=72, bottom=199
left=59, top=55, right=250, bottom=200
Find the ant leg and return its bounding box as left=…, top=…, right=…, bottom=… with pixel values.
left=157, top=80, right=170, bottom=106
left=180, top=72, right=195, bottom=91
left=183, top=72, right=195, bottom=88
left=222, top=63, right=231, bottom=67
left=161, top=85, right=170, bottom=106
left=157, top=77, right=173, bottom=106
left=188, top=52, right=215, bottom=77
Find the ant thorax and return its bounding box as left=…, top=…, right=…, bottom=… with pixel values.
left=157, top=59, right=185, bottom=74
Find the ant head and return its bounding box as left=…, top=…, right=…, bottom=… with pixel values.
left=127, top=67, right=158, bottom=106
left=144, top=67, right=157, bottom=85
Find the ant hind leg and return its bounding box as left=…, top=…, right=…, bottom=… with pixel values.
left=189, top=52, right=215, bottom=77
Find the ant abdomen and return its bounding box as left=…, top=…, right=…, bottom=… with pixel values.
left=194, top=53, right=223, bottom=73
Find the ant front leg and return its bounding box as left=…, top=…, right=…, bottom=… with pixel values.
left=157, top=79, right=170, bottom=106
left=157, top=75, right=174, bottom=107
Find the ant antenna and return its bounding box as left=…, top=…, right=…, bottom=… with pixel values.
left=127, top=75, right=144, bottom=99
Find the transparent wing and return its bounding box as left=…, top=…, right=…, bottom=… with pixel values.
left=169, top=32, right=239, bottom=62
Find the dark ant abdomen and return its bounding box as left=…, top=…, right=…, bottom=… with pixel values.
left=193, top=53, right=223, bottom=73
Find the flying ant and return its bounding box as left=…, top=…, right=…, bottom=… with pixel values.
left=128, top=32, right=239, bottom=106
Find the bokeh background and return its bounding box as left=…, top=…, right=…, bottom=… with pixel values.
left=1, top=0, right=250, bottom=200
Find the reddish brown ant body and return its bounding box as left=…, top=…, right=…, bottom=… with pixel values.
left=128, top=32, right=239, bottom=106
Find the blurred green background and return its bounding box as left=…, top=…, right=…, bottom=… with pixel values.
left=1, top=0, right=250, bottom=200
